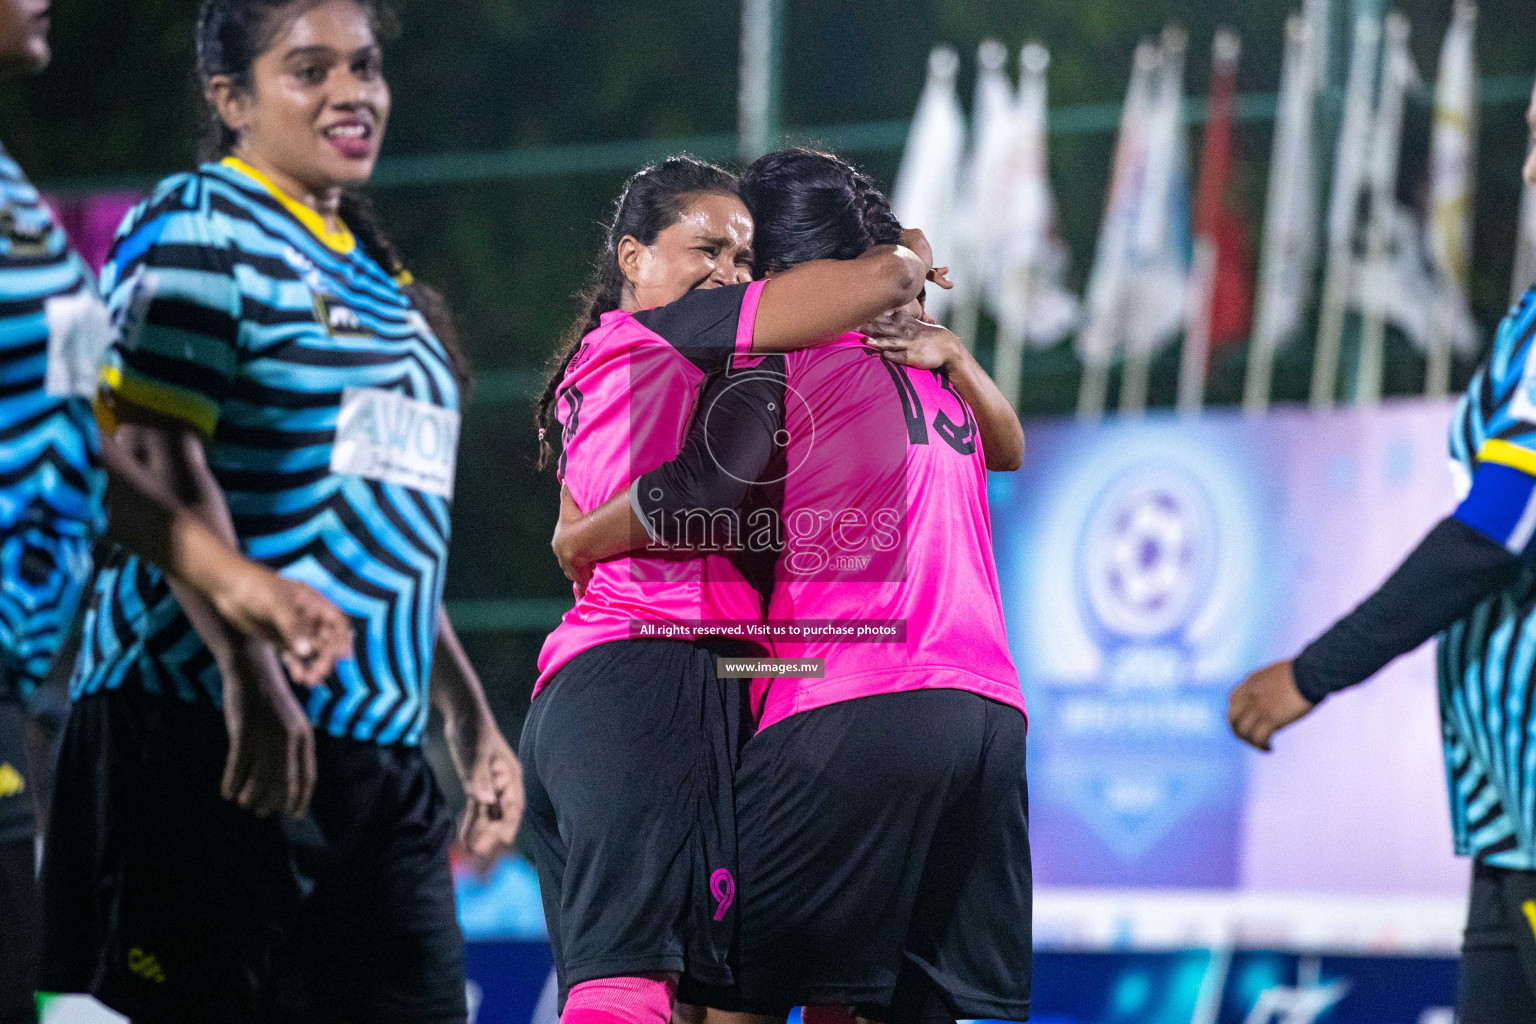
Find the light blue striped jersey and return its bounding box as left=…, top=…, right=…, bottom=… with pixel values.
left=1444, top=287, right=1536, bottom=867
left=0, top=142, right=107, bottom=701
left=74, top=159, right=460, bottom=746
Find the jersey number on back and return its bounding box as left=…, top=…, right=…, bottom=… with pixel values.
left=879, top=358, right=977, bottom=457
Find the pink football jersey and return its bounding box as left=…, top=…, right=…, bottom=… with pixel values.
left=534, top=282, right=769, bottom=694
left=754, top=335, right=1024, bottom=729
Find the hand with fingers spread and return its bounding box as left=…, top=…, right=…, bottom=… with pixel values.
left=1228, top=660, right=1315, bottom=752
left=209, top=560, right=354, bottom=686
left=446, top=707, right=525, bottom=869
left=861, top=301, right=964, bottom=371
left=219, top=639, right=316, bottom=819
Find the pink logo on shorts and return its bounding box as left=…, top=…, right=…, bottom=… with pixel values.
left=710, top=869, right=735, bottom=921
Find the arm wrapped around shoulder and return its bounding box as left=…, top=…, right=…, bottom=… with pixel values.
left=633, top=365, right=786, bottom=546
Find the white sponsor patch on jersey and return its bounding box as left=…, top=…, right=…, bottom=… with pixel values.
left=44, top=287, right=113, bottom=398
left=331, top=387, right=460, bottom=498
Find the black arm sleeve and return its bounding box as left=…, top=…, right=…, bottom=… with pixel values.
left=631, top=282, right=752, bottom=373
left=1292, top=517, right=1521, bottom=703
left=633, top=361, right=786, bottom=546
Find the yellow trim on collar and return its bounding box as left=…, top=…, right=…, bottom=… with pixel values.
left=220, top=157, right=356, bottom=254
left=1479, top=439, right=1536, bottom=477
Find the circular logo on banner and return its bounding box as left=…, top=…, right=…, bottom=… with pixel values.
left=1078, top=464, right=1218, bottom=643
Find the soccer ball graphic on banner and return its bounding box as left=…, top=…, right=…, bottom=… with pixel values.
left=1080, top=465, right=1218, bottom=646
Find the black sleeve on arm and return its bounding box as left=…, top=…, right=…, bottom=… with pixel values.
left=1292, top=517, right=1521, bottom=703
left=633, top=360, right=786, bottom=547
left=630, top=282, right=751, bottom=373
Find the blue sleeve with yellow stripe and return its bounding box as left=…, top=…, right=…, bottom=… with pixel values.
left=1452, top=290, right=1536, bottom=554
left=98, top=195, right=241, bottom=437
left=1455, top=439, right=1536, bottom=554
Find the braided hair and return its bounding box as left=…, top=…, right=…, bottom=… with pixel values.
left=738, top=148, right=902, bottom=276
left=533, top=156, right=740, bottom=471
left=195, top=0, right=468, bottom=388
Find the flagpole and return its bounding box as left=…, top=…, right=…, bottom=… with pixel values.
left=1424, top=308, right=1453, bottom=398
left=739, top=0, right=784, bottom=160
left=951, top=41, right=1009, bottom=353
left=892, top=46, right=965, bottom=327
left=1353, top=12, right=1412, bottom=407
left=949, top=267, right=983, bottom=353
left=1424, top=3, right=1478, bottom=398
left=1311, top=13, right=1381, bottom=409
left=1120, top=25, right=1188, bottom=418
left=991, top=43, right=1045, bottom=410
left=1116, top=39, right=1166, bottom=418
left=993, top=300, right=1028, bottom=411
left=1118, top=35, right=1173, bottom=417
left=1244, top=16, right=1318, bottom=416
left=1078, top=41, right=1160, bottom=421
left=1179, top=29, right=1240, bottom=416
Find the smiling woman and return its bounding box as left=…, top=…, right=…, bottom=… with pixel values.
left=36, top=2, right=520, bottom=1023
left=200, top=0, right=389, bottom=204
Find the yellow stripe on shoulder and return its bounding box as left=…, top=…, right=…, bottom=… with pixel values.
left=1478, top=439, right=1536, bottom=477
left=100, top=364, right=219, bottom=437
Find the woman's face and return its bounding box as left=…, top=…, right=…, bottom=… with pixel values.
left=214, top=0, right=389, bottom=195
left=0, top=0, right=50, bottom=75
left=618, top=193, right=755, bottom=311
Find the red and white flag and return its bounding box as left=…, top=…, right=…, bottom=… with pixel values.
left=1178, top=30, right=1253, bottom=412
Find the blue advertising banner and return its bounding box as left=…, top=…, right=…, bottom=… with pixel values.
left=39, top=944, right=1456, bottom=1024
left=990, top=402, right=1468, bottom=901
left=990, top=417, right=1273, bottom=886
left=452, top=943, right=1457, bottom=1024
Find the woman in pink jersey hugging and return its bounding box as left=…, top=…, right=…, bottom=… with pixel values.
left=553, top=148, right=1032, bottom=1024
left=523, top=155, right=943, bottom=1024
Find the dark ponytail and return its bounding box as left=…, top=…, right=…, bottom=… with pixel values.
left=195, top=0, right=467, bottom=389
left=739, top=148, right=902, bottom=276
left=533, top=156, right=740, bottom=471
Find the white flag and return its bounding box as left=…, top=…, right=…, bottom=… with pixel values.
left=968, top=39, right=1016, bottom=191
left=1252, top=15, right=1320, bottom=356
left=1350, top=12, right=1422, bottom=404
left=980, top=43, right=1081, bottom=350
left=1124, top=27, right=1192, bottom=360
left=1425, top=2, right=1480, bottom=359
left=1326, top=19, right=1379, bottom=253
left=1350, top=204, right=1478, bottom=355
left=1302, top=0, right=1331, bottom=91
left=946, top=39, right=1014, bottom=332
left=1310, top=13, right=1382, bottom=408
left=892, top=45, right=965, bottom=318
left=1077, top=41, right=1160, bottom=369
